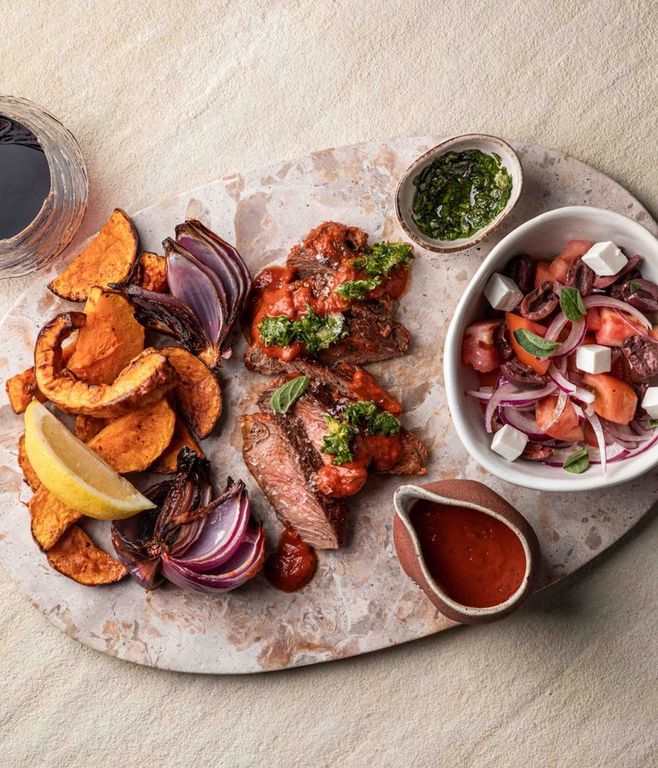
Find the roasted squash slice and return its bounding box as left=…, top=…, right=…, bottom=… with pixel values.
left=47, top=525, right=127, bottom=585
left=34, top=312, right=177, bottom=417
left=161, top=347, right=222, bottom=438
left=67, top=287, right=145, bottom=385
left=48, top=209, right=139, bottom=302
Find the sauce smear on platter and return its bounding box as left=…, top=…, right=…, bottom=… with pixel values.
left=409, top=501, right=526, bottom=608
left=265, top=525, right=317, bottom=592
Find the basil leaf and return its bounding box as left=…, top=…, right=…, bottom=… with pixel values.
left=270, top=375, right=310, bottom=415
left=629, top=281, right=642, bottom=294
left=564, top=447, right=590, bottom=474
left=649, top=418, right=658, bottom=428
left=512, top=329, right=559, bottom=358
left=560, top=287, right=586, bottom=322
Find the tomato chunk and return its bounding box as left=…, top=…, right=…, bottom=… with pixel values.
left=595, top=307, right=646, bottom=347
left=462, top=320, right=502, bottom=373
left=536, top=396, right=584, bottom=441
left=586, top=307, right=602, bottom=332
left=505, top=313, right=551, bottom=374
left=583, top=373, right=637, bottom=425
left=479, top=368, right=500, bottom=388
left=549, top=240, right=593, bottom=283
left=534, top=259, right=554, bottom=288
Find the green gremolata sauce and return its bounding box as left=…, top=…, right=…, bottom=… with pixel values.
left=411, top=149, right=513, bottom=241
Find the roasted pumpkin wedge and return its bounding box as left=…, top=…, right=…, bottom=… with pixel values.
left=151, top=415, right=204, bottom=473
left=87, top=399, right=176, bottom=473
left=137, top=251, right=168, bottom=292
left=67, top=287, right=145, bottom=385
left=46, top=525, right=127, bottom=585
left=48, top=209, right=139, bottom=302
left=34, top=312, right=177, bottom=417
left=18, top=435, right=41, bottom=491
left=161, top=347, right=222, bottom=438
left=29, top=486, right=82, bottom=551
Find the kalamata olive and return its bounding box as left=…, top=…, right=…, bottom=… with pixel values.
left=500, top=359, right=547, bottom=386
left=564, top=258, right=594, bottom=296
left=519, top=281, right=559, bottom=321
left=621, top=335, right=658, bottom=380
left=610, top=347, right=627, bottom=380
left=593, top=254, right=641, bottom=289
left=521, top=443, right=554, bottom=461
left=504, top=254, right=536, bottom=294
left=494, top=321, right=513, bottom=361
left=621, top=279, right=658, bottom=312
left=491, top=410, right=504, bottom=432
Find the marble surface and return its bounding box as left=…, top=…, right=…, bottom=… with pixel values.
left=1, top=0, right=657, bottom=764
left=1, top=138, right=655, bottom=674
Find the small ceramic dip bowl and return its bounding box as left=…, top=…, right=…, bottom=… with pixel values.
left=395, top=133, right=523, bottom=254
left=393, top=479, right=540, bottom=624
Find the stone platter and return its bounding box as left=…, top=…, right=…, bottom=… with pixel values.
left=0, top=137, right=656, bottom=674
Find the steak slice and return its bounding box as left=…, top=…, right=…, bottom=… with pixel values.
left=257, top=376, right=428, bottom=477
left=380, top=430, right=429, bottom=476
left=241, top=412, right=347, bottom=549
left=287, top=221, right=369, bottom=277
left=318, top=302, right=411, bottom=365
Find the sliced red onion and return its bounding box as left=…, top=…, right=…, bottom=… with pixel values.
left=543, top=389, right=568, bottom=432
left=586, top=412, right=607, bottom=472
left=548, top=364, right=576, bottom=394
left=545, top=311, right=569, bottom=342
left=583, top=295, right=651, bottom=329
left=601, top=420, right=650, bottom=448
left=176, top=220, right=250, bottom=327
left=111, top=450, right=264, bottom=594
left=467, top=388, right=493, bottom=402
left=161, top=522, right=265, bottom=594
left=550, top=318, right=586, bottom=358
left=499, top=406, right=551, bottom=441
left=485, top=381, right=557, bottom=432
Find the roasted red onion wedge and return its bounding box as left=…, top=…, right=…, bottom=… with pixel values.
left=120, top=222, right=251, bottom=369
left=111, top=449, right=264, bottom=593
left=176, top=220, right=250, bottom=328
left=161, top=523, right=266, bottom=594
left=164, top=238, right=225, bottom=345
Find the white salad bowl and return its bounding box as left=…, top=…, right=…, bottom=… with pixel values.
left=444, top=206, right=658, bottom=492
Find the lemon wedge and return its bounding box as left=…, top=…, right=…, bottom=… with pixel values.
left=24, top=400, right=155, bottom=520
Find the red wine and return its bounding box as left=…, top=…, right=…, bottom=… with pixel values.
left=0, top=117, right=51, bottom=240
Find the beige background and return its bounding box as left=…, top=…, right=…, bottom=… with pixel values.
left=1, top=1, right=657, bottom=766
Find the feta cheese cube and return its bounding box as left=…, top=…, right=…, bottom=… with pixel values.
left=641, top=387, right=658, bottom=419
left=484, top=273, right=523, bottom=311
left=576, top=344, right=612, bottom=374
left=581, top=241, right=627, bottom=276
left=491, top=424, right=528, bottom=461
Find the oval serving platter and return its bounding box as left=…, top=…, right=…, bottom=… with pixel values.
left=0, top=137, right=656, bottom=674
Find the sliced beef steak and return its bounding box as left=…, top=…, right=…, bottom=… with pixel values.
left=241, top=412, right=347, bottom=549
left=243, top=354, right=401, bottom=411
left=319, top=302, right=411, bottom=365
left=287, top=221, right=369, bottom=277
left=257, top=376, right=428, bottom=477
left=380, top=430, right=429, bottom=476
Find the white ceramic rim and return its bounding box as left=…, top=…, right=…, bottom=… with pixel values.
left=394, top=133, right=523, bottom=253
left=393, top=484, right=534, bottom=617
left=444, top=205, right=658, bottom=492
